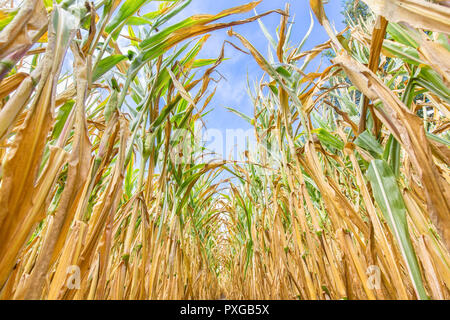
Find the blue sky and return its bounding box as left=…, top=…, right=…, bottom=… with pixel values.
left=169, top=0, right=347, bottom=134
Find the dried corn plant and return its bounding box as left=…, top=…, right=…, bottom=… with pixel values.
left=0, top=0, right=448, bottom=300
left=221, top=0, right=450, bottom=300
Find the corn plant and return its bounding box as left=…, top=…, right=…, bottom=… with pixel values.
left=221, top=0, right=450, bottom=300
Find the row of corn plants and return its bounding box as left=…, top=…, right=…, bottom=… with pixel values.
left=0, top=0, right=448, bottom=300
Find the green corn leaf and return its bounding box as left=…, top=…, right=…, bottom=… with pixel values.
left=52, top=100, right=75, bottom=140
left=426, top=132, right=450, bottom=147
left=226, top=107, right=253, bottom=124
left=386, top=22, right=419, bottom=48
left=191, top=59, right=219, bottom=68
left=383, top=40, right=424, bottom=66
left=367, top=159, right=429, bottom=300
left=255, top=9, right=277, bottom=50
left=312, top=128, right=344, bottom=150
left=354, top=130, right=384, bottom=159
left=416, top=67, right=450, bottom=104
left=105, top=0, right=149, bottom=36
